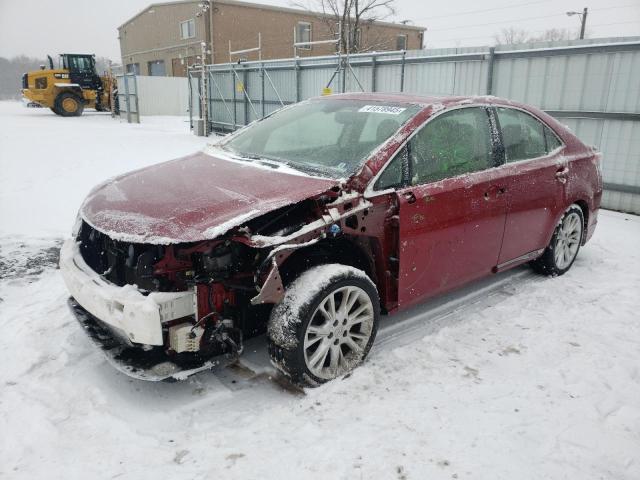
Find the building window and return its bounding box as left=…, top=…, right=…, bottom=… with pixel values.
left=148, top=60, right=166, bottom=76
left=396, top=34, right=408, bottom=50
left=180, top=19, right=195, bottom=39
left=296, top=22, right=312, bottom=49
left=126, top=63, right=140, bottom=75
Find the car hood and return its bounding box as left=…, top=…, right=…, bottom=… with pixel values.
left=80, top=149, right=338, bottom=244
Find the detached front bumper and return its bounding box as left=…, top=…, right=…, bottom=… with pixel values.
left=68, top=298, right=230, bottom=381
left=59, top=239, right=194, bottom=346
left=61, top=239, right=237, bottom=381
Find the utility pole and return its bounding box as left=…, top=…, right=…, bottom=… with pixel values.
left=566, top=7, right=588, bottom=40
left=196, top=1, right=213, bottom=63
left=580, top=7, right=588, bottom=40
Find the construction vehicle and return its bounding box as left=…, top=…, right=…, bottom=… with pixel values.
left=21, top=53, right=115, bottom=117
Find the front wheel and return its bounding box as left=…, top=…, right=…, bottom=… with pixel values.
left=53, top=92, right=84, bottom=117
left=532, top=205, right=584, bottom=276
left=268, top=264, right=379, bottom=387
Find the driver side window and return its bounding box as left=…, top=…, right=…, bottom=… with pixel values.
left=410, top=107, right=493, bottom=185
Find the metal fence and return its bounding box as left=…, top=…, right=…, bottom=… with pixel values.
left=190, top=36, right=640, bottom=214
left=115, top=74, right=139, bottom=123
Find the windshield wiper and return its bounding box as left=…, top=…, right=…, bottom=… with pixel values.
left=229, top=150, right=290, bottom=170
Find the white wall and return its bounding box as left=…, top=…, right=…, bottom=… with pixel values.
left=135, top=75, right=190, bottom=116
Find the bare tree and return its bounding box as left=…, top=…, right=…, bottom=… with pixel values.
left=529, top=28, right=574, bottom=42
left=294, top=0, right=397, bottom=53
left=493, top=27, right=530, bottom=45
left=494, top=27, right=576, bottom=45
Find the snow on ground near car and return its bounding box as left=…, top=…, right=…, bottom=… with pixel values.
left=1, top=101, right=639, bottom=479
left=0, top=101, right=210, bottom=238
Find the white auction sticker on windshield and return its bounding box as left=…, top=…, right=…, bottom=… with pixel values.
left=358, top=105, right=407, bottom=115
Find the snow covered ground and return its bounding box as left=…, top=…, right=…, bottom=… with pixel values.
left=1, top=101, right=639, bottom=479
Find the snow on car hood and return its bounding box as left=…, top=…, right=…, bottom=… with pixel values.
left=80, top=150, right=338, bottom=244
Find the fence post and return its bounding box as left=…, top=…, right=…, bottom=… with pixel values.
left=132, top=74, right=140, bottom=123
left=123, top=74, right=131, bottom=123
left=371, top=55, right=377, bottom=92
left=400, top=51, right=406, bottom=92
left=243, top=66, right=249, bottom=125
left=231, top=66, right=237, bottom=130
left=486, top=47, right=496, bottom=95
left=295, top=58, right=300, bottom=102
left=260, top=62, right=265, bottom=118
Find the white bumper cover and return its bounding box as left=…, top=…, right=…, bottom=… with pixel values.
left=59, top=239, right=194, bottom=346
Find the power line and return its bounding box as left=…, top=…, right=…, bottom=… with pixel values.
left=428, top=13, right=566, bottom=32
left=431, top=20, right=640, bottom=43
left=414, top=1, right=639, bottom=22
left=412, top=0, right=554, bottom=21
left=590, top=3, right=640, bottom=12
left=589, top=20, right=640, bottom=28
left=424, top=4, right=640, bottom=33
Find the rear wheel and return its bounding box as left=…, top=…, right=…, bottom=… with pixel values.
left=54, top=92, right=84, bottom=117
left=268, top=264, right=379, bottom=387
left=532, top=205, right=584, bottom=276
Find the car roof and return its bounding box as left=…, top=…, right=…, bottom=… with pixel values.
left=316, top=92, right=526, bottom=110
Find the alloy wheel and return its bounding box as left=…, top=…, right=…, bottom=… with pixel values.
left=554, top=212, right=582, bottom=270
left=303, top=285, right=375, bottom=380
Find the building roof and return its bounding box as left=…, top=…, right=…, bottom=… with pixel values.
left=118, top=0, right=426, bottom=32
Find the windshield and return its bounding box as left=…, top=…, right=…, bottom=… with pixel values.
left=220, top=99, right=421, bottom=178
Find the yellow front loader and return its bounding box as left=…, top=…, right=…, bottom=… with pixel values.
left=22, top=53, right=114, bottom=117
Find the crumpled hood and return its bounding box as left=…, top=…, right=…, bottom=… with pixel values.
left=80, top=149, right=338, bottom=244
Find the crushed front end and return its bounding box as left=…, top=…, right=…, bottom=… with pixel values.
left=60, top=221, right=262, bottom=381
left=61, top=184, right=376, bottom=381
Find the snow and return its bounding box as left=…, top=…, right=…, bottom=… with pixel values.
left=81, top=209, right=188, bottom=245
left=0, top=101, right=209, bottom=238
left=1, top=100, right=640, bottom=479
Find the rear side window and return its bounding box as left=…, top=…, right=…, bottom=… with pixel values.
left=497, top=108, right=558, bottom=162
left=409, top=107, right=493, bottom=185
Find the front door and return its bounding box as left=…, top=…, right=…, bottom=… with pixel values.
left=494, top=107, right=568, bottom=266
left=394, top=107, right=508, bottom=309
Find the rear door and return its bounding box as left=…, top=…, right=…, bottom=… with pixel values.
left=494, top=107, right=567, bottom=267
left=391, top=107, right=508, bottom=309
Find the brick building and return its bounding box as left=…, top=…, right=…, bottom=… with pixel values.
left=118, top=0, right=425, bottom=76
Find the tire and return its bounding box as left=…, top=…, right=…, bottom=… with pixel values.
left=50, top=107, right=61, bottom=116
left=268, top=264, right=379, bottom=387
left=53, top=92, right=84, bottom=117
left=532, top=205, right=584, bottom=276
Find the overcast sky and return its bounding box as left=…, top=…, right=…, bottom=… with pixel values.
left=0, top=0, right=638, bottom=60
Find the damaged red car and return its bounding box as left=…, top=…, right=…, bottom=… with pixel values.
left=60, top=93, right=602, bottom=385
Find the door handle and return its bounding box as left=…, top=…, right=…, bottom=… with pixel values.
left=403, top=191, right=417, bottom=204
left=555, top=167, right=569, bottom=184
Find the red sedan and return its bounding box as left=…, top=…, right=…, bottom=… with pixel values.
left=60, top=93, right=602, bottom=385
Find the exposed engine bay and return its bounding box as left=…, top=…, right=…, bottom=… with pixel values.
left=64, top=187, right=392, bottom=380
